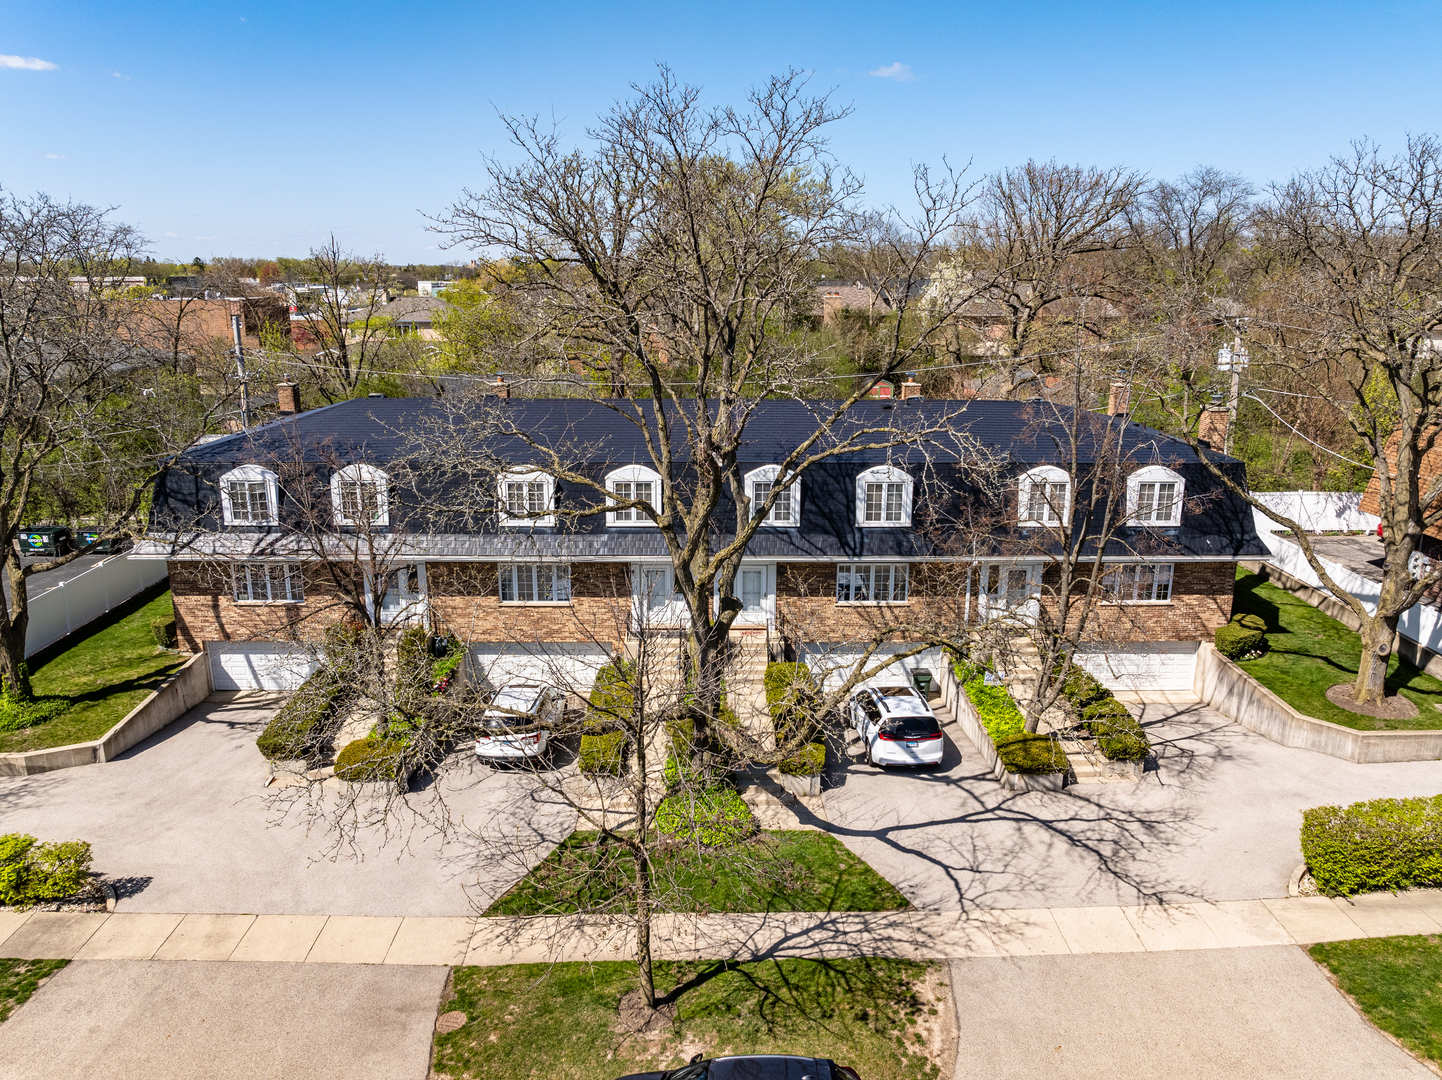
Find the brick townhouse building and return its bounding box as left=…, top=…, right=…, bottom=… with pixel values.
left=136, top=394, right=1264, bottom=693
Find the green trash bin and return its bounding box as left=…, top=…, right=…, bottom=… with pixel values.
left=912, top=668, right=934, bottom=696
left=17, top=525, right=71, bottom=558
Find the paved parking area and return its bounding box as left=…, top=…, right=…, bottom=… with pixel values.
left=950, top=946, right=1433, bottom=1079
left=0, top=960, right=445, bottom=1080
left=0, top=695, right=574, bottom=915
left=811, top=697, right=1442, bottom=910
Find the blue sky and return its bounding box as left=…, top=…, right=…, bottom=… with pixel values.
left=2, top=0, right=1438, bottom=263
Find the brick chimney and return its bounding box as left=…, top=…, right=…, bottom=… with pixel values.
left=1198, top=400, right=1230, bottom=449
left=492, top=374, right=510, bottom=399
left=899, top=377, right=922, bottom=400
left=1107, top=381, right=1131, bottom=416
left=276, top=381, right=300, bottom=415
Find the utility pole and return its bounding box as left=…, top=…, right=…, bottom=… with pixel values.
left=229, top=298, right=251, bottom=429
left=1216, top=329, right=1249, bottom=456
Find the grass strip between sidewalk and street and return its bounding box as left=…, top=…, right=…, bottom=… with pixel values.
left=432, top=958, right=948, bottom=1080
left=486, top=829, right=908, bottom=916
left=1309, top=934, right=1442, bottom=1068
left=0, top=959, right=68, bottom=1024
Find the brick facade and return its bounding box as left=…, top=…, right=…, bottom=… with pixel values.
left=170, top=560, right=354, bottom=653
left=1040, top=560, right=1235, bottom=643
left=426, top=562, right=631, bottom=651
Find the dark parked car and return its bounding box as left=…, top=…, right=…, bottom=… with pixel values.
left=616, top=1054, right=861, bottom=1080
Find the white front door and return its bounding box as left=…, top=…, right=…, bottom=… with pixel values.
left=371, top=562, right=427, bottom=626
left=977, top=562, right=1042, bottom=625
left=728, top=562, right=775, bottom=627
left=632, top=563, right=689, bottom=627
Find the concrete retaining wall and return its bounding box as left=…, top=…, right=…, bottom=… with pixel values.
left=0, top=653, right=211, bottom=776
left=1193, top=642, right=1442, bottom=763
left=936, top=659, right=1068, bottom=792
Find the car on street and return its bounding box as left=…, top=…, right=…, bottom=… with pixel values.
left=473, top=682, right=564, bottom=761
left=616, top=1054, right=861, bottom=1080
left=849, top=682, right=945, bottom=767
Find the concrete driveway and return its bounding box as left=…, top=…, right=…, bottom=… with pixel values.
left=0, top=695, right=575, bottom=915
left=0, top=960, right=445, bottom=1080
left=949, top=946, right=1432, bottom=1079
left=811, top=697, right=1442, bottom=910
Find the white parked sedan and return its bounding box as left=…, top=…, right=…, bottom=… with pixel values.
left=848, top=683, right=945, bottom=767
left=474, top=683, right=564, bottom=761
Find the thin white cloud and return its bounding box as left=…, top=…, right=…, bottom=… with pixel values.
left=42, top=152, right=64, bottom=160
left=111, top=71, right=130, bottom=80
left=0, top=54, right=58, bottom=71
left=162, top=231, right=180, bottom=239
left=868, top=61, right=915, bottom=82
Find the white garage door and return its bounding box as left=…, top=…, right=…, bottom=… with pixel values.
left=207, top=642, right=318, bottom=691
left=1074, top=642, right=1198, bottom=692
left=799, top=643, right=944, bottom=691
left=466, top=643, right=611, bottom=698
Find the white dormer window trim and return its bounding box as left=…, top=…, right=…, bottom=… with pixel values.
left=497, top=469, right=556, bottom=528
left=744, top=465, right=801, bottom=528
left=219, top=464, right=280, bottom=527
left=1018, top=465, right=1071, bottom=527
left=606, top=464, right=662, bottom=528
left=1127, top=465, right=1185, bottom=527
left=855, top=464, right=913, bottom=528
left=330, top=463, right=390, bottom=527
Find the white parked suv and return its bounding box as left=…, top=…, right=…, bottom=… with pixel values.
left=474, top=683, right=564, bottom=761
left=848, top=683, right=945, bottom=767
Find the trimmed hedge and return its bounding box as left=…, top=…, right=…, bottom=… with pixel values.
left=764, top=661, right=819, bottom=743
left=579, top=730, right=627, bottom=775
left=1054, top=662, right=1151, bottom=763
left=1215, top=618, right=1266, bottom=660
left=1301, top=794, right=1442, bottom=896
left=150, top=616, right=177, bottom=649
left=333, top=735, right=408, bottom=783
left=587, top=659, right=638, bottom=731
left=954, top=659, right=1070, bottom=774
left=394, top=626, right=432, bottom=705
left=655, top=784, right=758, bottom=847
left=779, top=741, right=826, bottom=777
left=256, top=667, right=351, bottom=762
left=0, top=833, right=92, bottom=907
left=1233, top=612, right=1266, bottom=632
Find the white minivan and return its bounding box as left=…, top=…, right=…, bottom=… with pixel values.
left=474, top=683, right=564, bottom=761
left=848, top=684, right=945, bottom=767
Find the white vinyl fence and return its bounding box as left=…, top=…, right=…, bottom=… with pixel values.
left=1252, top=491, right=1378, bottom=534
left=24, top=554, right=168, bottom=657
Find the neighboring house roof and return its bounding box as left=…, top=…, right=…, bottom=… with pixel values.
left=146, top=396, right=1266, bottom=562
left=359, top=296, right=449, bottom=327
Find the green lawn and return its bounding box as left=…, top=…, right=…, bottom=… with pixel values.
left=1233, top=570, right=1442, bottom=730
left=1310, top=935, right=1442, bottom=1067
left=0, top=591, right=184, bottom=754
left=0, top=959, right=67, bottom=1023
left=432, top=959, right=946, bottom=1080
left=487, top=829, right=908, bottom=916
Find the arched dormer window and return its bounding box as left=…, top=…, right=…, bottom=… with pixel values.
left=1127, top=465, right=1185, bottom=527
left=855, top=464, right=912, bottom=527
left=606, top=464, right=662, bottom=527
left=331, top=463, right=389, bottom=527
left=498, top=469, right=556, bottom=527
left=1018, top=465, right=1071, bottom=527
left=219, top=464, right=279, bottom=527
left=744, top=465, right=801, bottom=527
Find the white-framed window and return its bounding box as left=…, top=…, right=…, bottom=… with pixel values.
left=497, top=469, right=556, bottom=527
left=330, top=463, right=389, bottom=527
left=1101, top=562, right=1174, bottom=603
left=855, top=465, right=913, bottom=527
left=1018, top=465, right=1071, bottom=527
left=744, top=465, right=800, bottom=527
left=219, top=465, right=279, bottom=526
left=1127, top=465, right=1185, bottom=527
left=836, top=562, right=910, bottom=603
left=499, top=562, right=572, bottom=604
left=606, top=464, right=662, bottom=527
left=231, top=562, right=304, bottom=603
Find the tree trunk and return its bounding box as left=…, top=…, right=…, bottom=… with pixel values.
left=0, top=558, right=31, bottom=700
left=1353, top=614, right=1396, bottom=706
left=633, top=846, right=656, bottom=1008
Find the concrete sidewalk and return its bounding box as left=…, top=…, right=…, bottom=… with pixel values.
left=4, top=889, right=1440, bottom=966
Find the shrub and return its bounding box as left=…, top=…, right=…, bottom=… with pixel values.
left=655, top=784, right=757, bottom=847
left=779, top=741, right=826, bottom=777
left=587, top=659, right=638, bottom=732
left=579, top=730, right=627, bottom=775
left=394, top=627, right=432, bottom=705
left=1082, top=699, right=1150, bottom=763
left=1215, top=620, right=1265, bottom=660
left=0, top=833, right=92, bottom=907
left=954, top=658, right=1070, bottom=775
left=1301, top=795, right=1442, bottom=896
left=333, top=736, right=408, bottom=783
left=430, top=642, right=466, bottom=695
left=256, top=667, right=350, bottom=761
left=1233, top=612, right=1266, bottom=632
left=1059, top=665, right=1108, bottom=710
left=150, top=616, right=177, bottom=649
left=0, top=694, right=68, bottom=734
left=764, top=661, right=818, bottom=743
